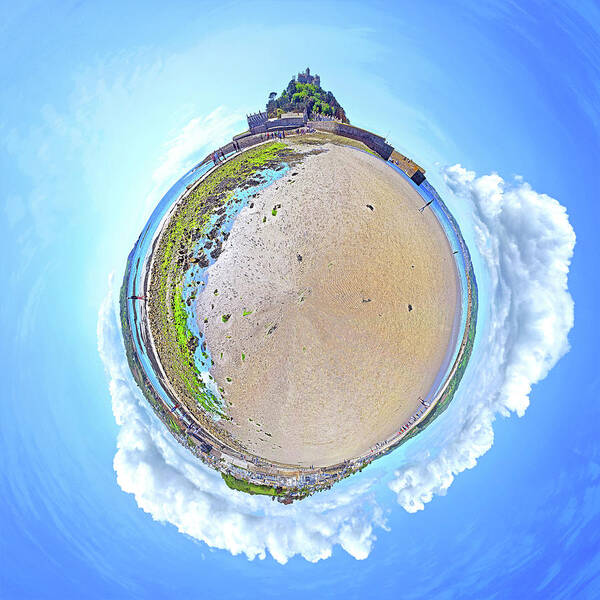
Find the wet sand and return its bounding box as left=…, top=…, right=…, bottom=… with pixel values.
left=196, top=142, right=459, bottom=466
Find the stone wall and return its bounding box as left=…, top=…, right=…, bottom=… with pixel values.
left=199, top=132, right=281, bottom=166
left=237, top=124, right=266, bottom=139
left=308, top=121, right=394, bottom=160
left=200, top=122, right=396, bottom=170
left=246, top=111, right=267, bottom=129
left=265, top=115, right=306, bottom=130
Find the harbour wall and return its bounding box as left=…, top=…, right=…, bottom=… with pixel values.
left=204, top=121, right=408, bottom=179
left=308, top=121, right=394, bottom=160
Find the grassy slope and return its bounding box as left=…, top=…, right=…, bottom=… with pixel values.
left=221, top=473, right=283, bottom=496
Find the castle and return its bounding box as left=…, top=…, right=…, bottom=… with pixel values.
left=296, top=67, right=320, bottom=87
left=238, top=70, right=426, bottom=185
left=244, top=68, right=325, bottom=133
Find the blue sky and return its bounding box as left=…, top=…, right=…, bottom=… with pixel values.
left=1, top=1, right=599, bottom=598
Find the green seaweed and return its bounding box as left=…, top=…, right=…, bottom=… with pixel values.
left=148, top=142, right=295, bottom=419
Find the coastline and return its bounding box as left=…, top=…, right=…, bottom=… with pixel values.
left=120, top=128, right=478, bottom=502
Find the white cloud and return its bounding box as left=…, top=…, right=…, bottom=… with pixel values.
left=97, top=276, right=385, bottom=564
left=389, top=165, right=575, bottom=512
left=141, top=107, right=244, bottom=216
left=95, top=111, right=388, bottom=563
left=151, top=107, right=242, bottom=191
left=96, top=107, right=575, bottom=559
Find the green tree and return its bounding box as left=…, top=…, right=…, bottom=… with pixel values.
left=265, top=76, right=348, bottom=122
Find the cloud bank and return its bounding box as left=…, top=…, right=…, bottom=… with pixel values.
left=97, top=109, right=575, bottom=561
left=389, top=165, right=575, bottom=512
left=98, top=279, right=385, bottom=564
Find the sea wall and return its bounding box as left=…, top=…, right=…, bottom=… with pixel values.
left=266, top=115, right=305, bottom=130
left=308, top=121, right=394, bottom=160
left=204, top=121, right=395, bottom=167
left=199, top=133, right=272, bottom=166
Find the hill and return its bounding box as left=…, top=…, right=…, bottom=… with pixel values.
left=266, top=76, right=348, bottom=123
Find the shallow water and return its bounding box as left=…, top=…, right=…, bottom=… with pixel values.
left=124, top=154, right=234, bottom=410
left=181, top=165, right=290, bottom=405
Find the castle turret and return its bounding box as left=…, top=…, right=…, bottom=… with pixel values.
left=297, top=67, right=319, bottom=86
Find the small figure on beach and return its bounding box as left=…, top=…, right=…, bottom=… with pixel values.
left=419, top=199, right=434, bottom=213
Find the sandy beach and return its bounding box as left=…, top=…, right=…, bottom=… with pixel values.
left=195, top=141, right=459, bottom=467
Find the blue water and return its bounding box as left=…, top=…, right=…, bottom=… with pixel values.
left=124, top=153, right=289, bottom=414
left=181, top=164, right=290, bottom=406
left=385, top=161, right=474, bottom=408
left=417, top=177, right=472, bottom=398
left=4, top=3, right=599, bottom=597
left=124, top=158, right=225, bottom=411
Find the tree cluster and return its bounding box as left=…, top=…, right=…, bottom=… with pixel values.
left=266, top=79, right=348, bottom=123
